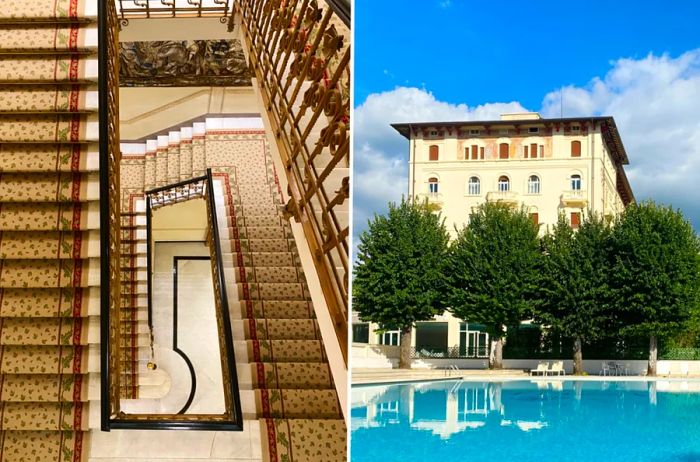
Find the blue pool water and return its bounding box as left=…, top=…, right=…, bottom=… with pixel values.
left=351, top=379, right=700, bottom=462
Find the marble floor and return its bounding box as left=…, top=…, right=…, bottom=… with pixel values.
left=121, top=241, right=225, bottom=414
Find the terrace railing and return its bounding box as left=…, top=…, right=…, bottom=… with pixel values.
left=232, top=0, right=350, bottom=364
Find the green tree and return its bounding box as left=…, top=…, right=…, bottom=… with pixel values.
left=535, top=213, right=613, bottom=374
left=353, top=199, right=450, bottom=368
left=609, top=201, right=700, bottom=376
left=444, top=202, right=541, bottom=369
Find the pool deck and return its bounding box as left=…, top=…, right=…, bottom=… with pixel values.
left=352, top=367, right=700, bottom=385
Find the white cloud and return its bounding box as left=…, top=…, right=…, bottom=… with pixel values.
left=540, top=50, right=700, bottom=219
left=353, top=50, right=700, bottom=251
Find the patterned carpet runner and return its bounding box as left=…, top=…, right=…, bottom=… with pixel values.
left=120, top=122, right=346, bottom=461
left=0, top=0, right=98, bottom=460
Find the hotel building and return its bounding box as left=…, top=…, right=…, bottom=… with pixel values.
left=352, top=112, right=633, bottom=363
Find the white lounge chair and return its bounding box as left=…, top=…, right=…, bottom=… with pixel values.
left=600, top=362, right=611, bottom=376
left=531, top=362, right=549, bottom=376
left=548, top=361, right=565, bottom=376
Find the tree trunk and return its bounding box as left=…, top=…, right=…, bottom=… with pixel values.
left=490, top=338, right=503, bottom=369
left=648, top=335, right=658, bottom=376
left=398, top=326, right=413, bottom=369
left=573, top=337, right=584, bottom=375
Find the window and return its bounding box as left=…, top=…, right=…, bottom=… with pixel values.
left=527, top=175, right=541, bottom=194
left=571, top=125, right=580, bottom=132
left=380, top=331, right=400, bottom=346
left=429, top=145, right=439, bottom=161
left=528, top=127, right=539, bottom=134
left=428, top=177, right=439, bottom=194
left=571, top=212, right=581, bottom=229
left=531, top=143, right=538, bottom=159
left=480, top=147, right=485, bottom=159
left=471, top=144, right=478, bottom=160
left=530, top=213, right=539, bottom=225
left=499, top=143, right=509, bottom=159
left=464, top=146, right=469, bottom=159
left=539, top=145, right=544, bottom=157
left=571, top=140, right=581, bottom=157
left=469, top=129, right=480, bottom=135
left=352, top=323, right=369, bottom=343
left=498, top=175, right=510, bottom=192
left=523, top=145, right=529, bottom=158
left=499, top=129, right=510, bottom=135
left=430, top=130, right=438, bottom=136
left=571, top=174, right=582, bottom=190
left=468, top=176, right=480, bottom=195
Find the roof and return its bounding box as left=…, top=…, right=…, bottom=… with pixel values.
left=391, top=115, right=635, bottom=205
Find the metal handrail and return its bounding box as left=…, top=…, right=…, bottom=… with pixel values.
left=117, top=0, right=232, bottom=25
left=99, top=0, right=122, bottom=429
left=233, top=0, right=350, bottom=364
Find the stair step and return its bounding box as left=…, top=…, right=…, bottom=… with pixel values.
left=0, top=287, right=97, bottom=318
left=236, top=282, right=309, bottom=301
left=0, top=230, right=99, bottom=259
left=236, top=300, right=314, bottom=320
left=0, top=374, right=88, bottom=402
left=0, top=402, right=88, bottom=430
left=250, top=362, right=333, bottom=389
left=0, top=1, right=98, bottom=22
left=0, top=345, right=89, bottom=374
left=242, top=319, right=320, bottom=341
left=254, top=389, right=340, bottom=419
left=0, top=431, right=88, bottom=460
left=0, top=172, right=99, bottom=202
left=0, top=56, right=97, bottom=83
left=0, top=114, right=97, bottom=142
left=0, top=258, right=99, bottom=288
left=0, top=142, right=99, bottom=172
left=244, top=339, right=326, bottom=363
left=0, top=202, right=99, bottom=231
left=259, top=419, right=346, bottom=461
left=0, top=24, right=97, bottom=53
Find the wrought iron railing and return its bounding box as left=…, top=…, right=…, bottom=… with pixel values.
left=233, top=0, right=350, bottom=363
left=410, top=346, right=490, bottom=359
left=117, top=0, right=232, bottom=25
left=99, top=0, right=123, bottom=429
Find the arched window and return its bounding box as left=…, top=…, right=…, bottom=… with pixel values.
left=528, top=175, right=541, bottom=194
left=428, top=177, right=439, bottom=194
left=429, top=145, right=439, bottom=161
left=571, top=174, right=582, bottom=190
left=571, top=140, right=581, bottom=157
left=468, top=176, right=480, bottom=195
left=499, top=143, right=509, bottom=159
left=498, top=175, right=510, bottom=192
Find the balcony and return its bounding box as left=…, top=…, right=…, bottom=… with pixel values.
left=561, top=189, right=588, bottom=207
left=486, top=190, right=519, bottom=205
left=416, top=192, right=444, bottom=205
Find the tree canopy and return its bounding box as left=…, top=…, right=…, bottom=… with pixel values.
left=443, top=202, right=541, bottom=367
left=353, top=199, right=450, bottom=367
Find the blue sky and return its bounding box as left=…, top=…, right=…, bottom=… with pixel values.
left=353, top=0, right=700, bottom=248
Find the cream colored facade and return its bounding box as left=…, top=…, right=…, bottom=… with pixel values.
left=399, top=112, right=633, bottom=236
left=352, top=113, right=634, bottom=358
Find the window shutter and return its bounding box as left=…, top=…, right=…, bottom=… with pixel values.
left=471, top=145, right=478, bottom=160
left=571, top=141, right=581, bottom=157
left=571, top=212, right=580, bottom=228
left=429, top=145, right=439, bottom=161
left=523, top=145, right=529, bottom=158
left=499, top=143, right=509, bottom=159
left=480, top=147, right=485, bottom=159
left=530, top=213, right=539, bottom=225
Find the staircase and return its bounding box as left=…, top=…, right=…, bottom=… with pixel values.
left=120, top=117, right=346, bottom=460
left=0, top=1, right=99, bottom=460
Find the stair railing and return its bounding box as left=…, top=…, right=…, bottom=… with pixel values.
left=99, top=0, right=123, bottom=429
left=232, top=0, right=350, bottom=363
left=117, top=0, right=232, bottom=25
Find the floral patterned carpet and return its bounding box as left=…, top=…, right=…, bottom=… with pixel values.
left=0, top=0, right=98, bottom=460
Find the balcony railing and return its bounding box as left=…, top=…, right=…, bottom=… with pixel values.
left=486, top=190, right=519, bottom=204
left=416, top=192, right=444, bottom=204
left=561, top=189, right=588, bottom=206
left=233, top=0, right=350, bottom=363
left=117, top=0, right=233, bottom=24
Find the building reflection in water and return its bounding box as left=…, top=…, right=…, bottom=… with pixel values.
left=351, top=379, right=700, bottom=439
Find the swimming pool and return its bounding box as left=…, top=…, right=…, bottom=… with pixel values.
left=351, top=379, right=700, bottom=461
